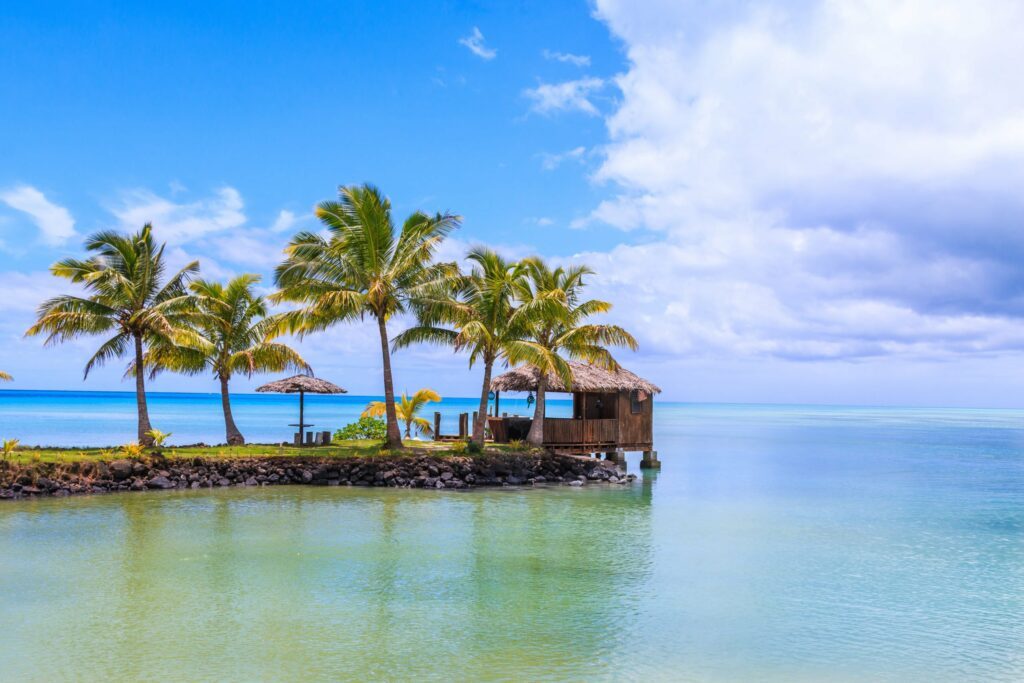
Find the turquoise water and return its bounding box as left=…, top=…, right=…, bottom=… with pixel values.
left=1, top=398, right=1022, bottom=681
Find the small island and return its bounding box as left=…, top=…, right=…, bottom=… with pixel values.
left=2, top=181, right=655, bottom=501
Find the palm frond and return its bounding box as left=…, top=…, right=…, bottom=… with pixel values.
left=391, top=325, right=459, bottom=351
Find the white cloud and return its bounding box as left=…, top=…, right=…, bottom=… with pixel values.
left=575, top=0, right=1024, bottom=363
left=459, top=27, right=496, bottom=60
left=540, top=146, right=587, bottom=170
left=542, top=49, right=591, bottom=67
left=270, top=209, right=298, bottom=233
left=111, top=186, right=245, bottom=245
left=160, top=244, right=236, bottom=283
left=0, top=185, right=76, bottom=246
left=0, top=270, right=74, bottom=314
left=433, top=236, right=536, bottom=268
left=523, top=77, right=605, bottom=116
left=206, top=232, right=288, bottom=270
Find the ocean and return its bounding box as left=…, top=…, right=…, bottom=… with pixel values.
left=0, top=389, right=565, bottom=447
left=0, top=392, right=1021, bottom=681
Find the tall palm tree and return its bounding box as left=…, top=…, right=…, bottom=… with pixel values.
left=394, top=247, right=525, bottom=445
left=362, top=388, right=441, bottom=440
left=26, top=224, right=197, bottom=445
left=273, top=183, right=460, bottom=449
left=508, top=258, right=638, bottom=446
left=144, top=274, right=310, bottom=445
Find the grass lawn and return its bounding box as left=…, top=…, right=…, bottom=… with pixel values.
left=3, top=440, right=531, bottom=464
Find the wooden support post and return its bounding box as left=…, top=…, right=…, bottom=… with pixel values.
left=458, top=413, right=468, bottom=438
left=640, top=450, right=661, bottom=469
left=433, top=412, right=441, bottom=441
left=605, top=449, right=626, bottom=471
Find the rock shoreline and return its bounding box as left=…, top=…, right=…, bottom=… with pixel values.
left=0, top=452, right=634, bottom=500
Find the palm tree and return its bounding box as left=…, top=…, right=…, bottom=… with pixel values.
left=394, top=247, right=525, bottom=445
left=144, top=274, right=310, bottom=445
left=362, top=388, right=441, bottom=439
left=273, top=184, right=460, bottom=449
left=26, top=224, right=197, bottom=446
left=508, top=258, right=638, bottom=446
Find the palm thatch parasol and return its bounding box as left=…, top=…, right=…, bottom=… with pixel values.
left=256, top=375, right=347, bottom=440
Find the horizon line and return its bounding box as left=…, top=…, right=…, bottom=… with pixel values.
left=0, top=387, right=1020, bottom=413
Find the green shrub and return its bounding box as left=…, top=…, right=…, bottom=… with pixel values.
left=448, top=440, right=468, bottom=454
left=145, top=429, right=172, bottom=449
left=1, top=438, right=19, bottom=462
left=466, top=440, right=483, bottom=455
left=334, top=417, right=387, bottom=441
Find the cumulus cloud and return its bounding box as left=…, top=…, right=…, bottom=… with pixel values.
left=542, top=49, right=591, bottom=67
left=110, top=186, right=245, bottom=245
left=524, top=77, right=605, bottom=116
left=577, top=0, right=1024, bottom=362
left=0, top=185, right=76, bottom=246
left=459, top=27, right=496, bottom=60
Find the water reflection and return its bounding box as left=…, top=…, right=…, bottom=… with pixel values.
left=0, top=485, right=655, bottom=681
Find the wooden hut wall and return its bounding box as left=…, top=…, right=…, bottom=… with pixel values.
left=616, top=390, right=653, bottom=448
left=574, top=392, right=618, bottom=419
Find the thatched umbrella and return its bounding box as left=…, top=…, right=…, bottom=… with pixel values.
left=256, top=375, right=347, bottom=441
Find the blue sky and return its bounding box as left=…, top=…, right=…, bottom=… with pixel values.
left=0, top=1, right=623, bottom=253
left=4, top=0, right=1024, bottom=407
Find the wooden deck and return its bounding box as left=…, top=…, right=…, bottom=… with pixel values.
left=485, top=411, right=654, bottom=455
left=543, top=417, right=618, bottom=448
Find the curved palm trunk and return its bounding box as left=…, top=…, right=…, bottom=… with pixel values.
left=472, top=357, right=494, bottom=445
left=526, top=372, right=547, bottom=446
left=134, top=334, right=154, bottom=446
left=220, top=374, right=245, bottom=445
left=376, top=316, right=404, bottom=449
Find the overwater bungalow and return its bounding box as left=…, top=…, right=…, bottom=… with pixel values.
left=488, top=361, right=662, bottom=467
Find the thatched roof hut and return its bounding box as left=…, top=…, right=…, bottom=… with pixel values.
left=256, top=375, right=347, bottom=395
left=490, top=361, right=661, bottom=396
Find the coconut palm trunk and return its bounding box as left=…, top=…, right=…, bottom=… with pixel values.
left=134, top=334, right=155, bottom=446
left=526, top=372, right=547, bottom=446
left=377, top=316, right=404, bottom=449
left=219, top=374, right=244, bottom=445
left=473, top=357, right=494, bottom=444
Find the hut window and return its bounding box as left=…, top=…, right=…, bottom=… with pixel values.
left=630, top=390, right=642, bottom=414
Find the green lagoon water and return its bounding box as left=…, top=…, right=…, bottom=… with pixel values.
left=2, top=402, right=1023, bottom=681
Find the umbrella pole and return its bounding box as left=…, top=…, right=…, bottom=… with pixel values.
left=299, top=390, right=305, bottom=446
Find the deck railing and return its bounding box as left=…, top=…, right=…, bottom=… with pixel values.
left=543, top=418, right=617, bottom=446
